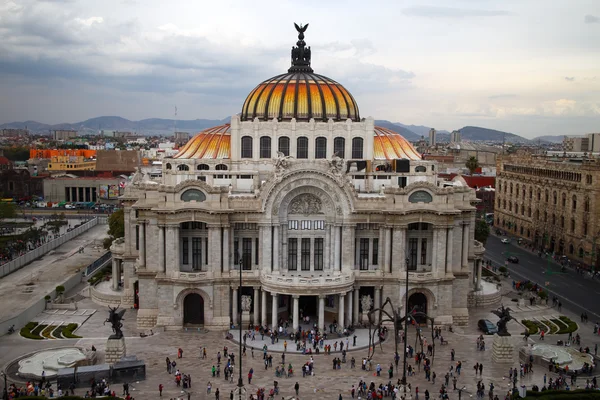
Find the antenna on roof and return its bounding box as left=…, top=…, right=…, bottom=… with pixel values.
left=174, top=105, right=178, bottom=139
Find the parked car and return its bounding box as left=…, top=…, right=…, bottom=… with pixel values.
left=501, top=238, right=510, bottom=244
left=507, top=256, right=519, bottom=263
left=478, top=319, right=498, bottom=335
left=65, top=204, right=76, bottom=209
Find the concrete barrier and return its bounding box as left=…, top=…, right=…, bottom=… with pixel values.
left=0, top=218, right=99, bottom=279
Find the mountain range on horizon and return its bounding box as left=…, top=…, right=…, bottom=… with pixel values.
left=0, top=116, right=571, bottom=144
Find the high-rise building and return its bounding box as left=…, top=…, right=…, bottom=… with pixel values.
left=563, top=133, right=600, bottom=153
left=428, top=128, right=436, bottom=147
left=450, top=130, right=461, bottom=143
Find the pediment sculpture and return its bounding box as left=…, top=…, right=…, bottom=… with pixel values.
left=289, top=193, right=323, bottom=215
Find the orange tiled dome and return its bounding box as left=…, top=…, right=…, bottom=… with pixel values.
left=373, top=126, right=421, bottom=161
left=172, top=124, right=230, bottom=159
left=241, top=72, right=360, bottom=122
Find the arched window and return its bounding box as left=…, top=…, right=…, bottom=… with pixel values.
left=165, top=163, right=172, bottom=170
left=510, top=183, right=513, bottom=195
left=351, top=137, right=363, bottom=159
left=545, top=189, right=549, bottom=202
left=498, top=182, right=502, bottom=192
left=522, top=185, right=526, bottom=199
left=181, top=189, right=206, bottom=202
left=197, top=164, right=209, bottom=170
left=278, top=136, right=290, bottom=156
left=584, top=198, right=590, bottom=212
left=315, top=137, right=327, bottom=159
left=259, top=136, right=271, bottom=158
left=553, top=191, right=557, bottom=205
left=515, top=204, right=518, bottom=214
left=215, top=164, right=228, bottom=171
left=560, top=216, right=564, bottom=228
left=569, top=244, right=574, bottom=255
left=297, top=137, right=308, bottom=159
left=562, top=193, right=566, bottom=207
left=509, top=201, right=512, bottom=212
left=572, top=195, right=577, bottom=210
left=529, top=187, right=533, bottom=199
left=415, top=166, right=427, bottom=173
left=333, top=137, right=345, bottom=158
left=177, top=164, right=189, bottom=171
left=579, top=247, right=584, bottom=258
left=537, top=189, right=541, bottom=201
left=241, top=136, right=253, bottom=158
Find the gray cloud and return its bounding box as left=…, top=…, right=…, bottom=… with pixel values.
left=565, top=76, right=575, bottom=81
left=584, top=15, right=599, bottom=23
left=403, top=6, right=512, bottom=18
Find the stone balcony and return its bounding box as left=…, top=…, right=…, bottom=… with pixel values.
left=260, top=270, right=355, bottom=296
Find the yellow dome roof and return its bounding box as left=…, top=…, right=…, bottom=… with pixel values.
left=173, top=124, right=230, bottom=159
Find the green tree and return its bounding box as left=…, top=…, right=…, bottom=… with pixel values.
left=104, top=209, right=125, bottom=249
left=475, top=219, right=490, bottom=245
left=0, top=202, right=16, bottom=226
left=465, top=156, right=480, bottom=175
left=44, top=213, right=67, bottom=235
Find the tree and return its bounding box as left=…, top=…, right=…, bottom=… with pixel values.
left=0, top=202, right=16, bottom=226
left=104, top=209, right=125, bottom=249
left=475, top=219, right=490, bottom=245
left=465, top=156, right=480, bottom=175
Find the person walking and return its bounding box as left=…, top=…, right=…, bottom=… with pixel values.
left=215, top=387, right=220, bottom=399
left=295, top=382, right=300, bottom=396
left=158, top=384, right=163, bottom=397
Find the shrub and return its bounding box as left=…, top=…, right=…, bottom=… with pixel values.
left=61, top=323, right=81, bottom=339
left=44, top=295, right=51, bottom=301
left=538, top=290, right=548, bottom=300
left=87, top=265, right=111, bottom=285
left=55, top=285, right=65, bottom=295
left=41, top=325, right=57, bottom=339
left=499, top=266, right=507, bottom=273
left=558, top=316, right=578, bottom=334
left=20, top=322, right=44, bottom=340
left=541, top=319, right=558, bottom=334
left=521, top=319, right=538, bottom=335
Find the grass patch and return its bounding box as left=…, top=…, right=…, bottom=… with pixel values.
left=31, top=323, right=47, bottom=337
left=41, top=325, right=57, bottom=339
left=87, top=265, right=111, bottom=286
left=541, top=319, right=558, bottom=334
left=521, top=319, right=538, bottom=335
left=558, top=316, right=578, bottom=334
left=20, top=322, right=44, bottom=340
left=61, top=323, right=81, bottom=339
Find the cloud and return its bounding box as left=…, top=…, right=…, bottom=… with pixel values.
left=403, top=6, right=512, bottom=18
left=584, top=15, right=599, bottom=23
left=564, top=76, right=575, bottom=81
left=488, top=94, right=518, bottom=100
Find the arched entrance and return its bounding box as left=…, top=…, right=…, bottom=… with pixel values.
left=408, top=292, right=428, bottom=323
left=183, top=293, right=205, bottom=325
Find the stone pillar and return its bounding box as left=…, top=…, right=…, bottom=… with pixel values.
left=476, top=259, right=482, bottom=290
left=292, top=295, right=299, bottom=331
left=383, top=227, right=391, bottom=272
left=223, top=226, right=230, bottom=273
left=158, top=225, right=165, bottom=273
left=338, top=294, right=345, bottom=329
left=437, top=227, right=447, bottom=276
left=392, top=227, right=406, bottom=272
left=138, top=222, right=146, bottom=268
left=165, top=225, right=179, bottom=275
left=325, top=224, right=332, bottom=270
left=446, top=227, right=454, bottom=276
left=232, top=287, right=238, bottom=326
left=353, top=287, right=359, bottom=324
left=462, top=223, right=470, bottom=268
left=271, top=293, right=279, bottom=329
left=282, top=226, right=288, bottom=271
left=273, top=225, right=280, bottom=271
left=261, top=290, right=267, bottom=327
left=112, top=258, right=119, bottom=290
left=431, top=228, right=438, bottom=274
left=334, top=226, right=341, bottom=270
left=341, top=225, right=355, bottom=268
left=253, top=287, right=260, bottom=325
left=209, top=226, right=221, bottom=272
left=374, top=287, right=381, bottom=324
left=346, top=290, right=353, bottom=325
left=318, top=295, right=325, bottom=332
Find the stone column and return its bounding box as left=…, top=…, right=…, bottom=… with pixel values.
left=165, top=225, right=179, bottom=275
left=338, top=294, right=345, bottom=329
left=374, top=287, right=381, bottom=324
left=462, top=223, right=470, bottom=268
left=292, top=295, right=299, bottom=331
left=273, top=225, right=280, bottom=272
left=341, top=225, right=355, bottom=268
left=209, top=226, right=221, bottom=272
left=232, top=287, right=238, bottom=326
left=333, top=226, right=341, bottom=270
left=445, top=227, right=454, bottom=276
left=112, top=258, right=119, bottom=290
left=139, top=222, right=146, bottom=268
left=353, top=287, right=359, bottom=324
left=223, top=226, right=230, bottom=273
left=158, top=225, right=165, bottom=273
left=271, top=293, right=279, bottom=329
left=431, top=228, right=438, bottom=274
left=378, top=227, right=385, bottom=268
left=261, top=290, right=268, bottom=327
left=318, top=295, right=325, bottom=332
left=383, top=227, right=391, bottom=272
left=476, top=259, right=482, bottom=290
left=392, top=227, right=405, bottom=272
left=437, top=227, right=447, bottom=276
left=325, top=225, right=332, bottom=270
left=346, top=291, right=353, bottom=325
left=282, top=225, right=288, bottom=271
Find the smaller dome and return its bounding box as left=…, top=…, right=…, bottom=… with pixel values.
left=373, top=126, right=421, bottom=161
left=173, top=124, right=230, bottom=159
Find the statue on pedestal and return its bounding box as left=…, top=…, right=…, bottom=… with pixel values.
left=241, top=295, right=252, bottom=312
left=491, top=305, right=514, bottom=336
left=104, top=306, right=126, bottom=339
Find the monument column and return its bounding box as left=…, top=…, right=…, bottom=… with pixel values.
left=292, top=295, right=299, bottom=331
left=353, top=287, right=359, bottom=324
left=271, top=293, right=278, bottom=329
left=112, top=258, right=119, bottom=290
left=253, top=287, right=260, bottom=325
left=318, top=295, right=325, bottom=332
left=338, top=294, right=345, bottom=329
left=138, top=222, right=146, bottom=268
left=158, top=225, right=165, bottom=273
left=261, top=290, right=267, bottom=327
left=446, top=226, right=454, bottom=276
left=232, top=287, right=238, bottom=326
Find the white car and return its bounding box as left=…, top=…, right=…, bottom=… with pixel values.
left=501, top=238, right=510, bottom=244
left=65, top=204, right=76, bottom=209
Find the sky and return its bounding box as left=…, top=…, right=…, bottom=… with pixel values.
left=0, top=0, right=599, bottom=138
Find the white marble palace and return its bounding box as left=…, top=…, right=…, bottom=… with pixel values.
left=110, top=25, right=485, bottom=331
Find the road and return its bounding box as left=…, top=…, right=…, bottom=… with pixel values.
left=485, top=234, right=600, bottom=320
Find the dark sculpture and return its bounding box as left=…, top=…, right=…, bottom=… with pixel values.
left=104, top=306, right=126, bottom=339
left=491, top=305, right=514, bottom=336
left=289, top=23, right=313, bottom=72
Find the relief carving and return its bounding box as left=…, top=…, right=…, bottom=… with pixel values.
left=289, top=193, right=323, bottom=215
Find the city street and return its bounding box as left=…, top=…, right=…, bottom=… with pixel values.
left=484, top=234, right=600, bottom=319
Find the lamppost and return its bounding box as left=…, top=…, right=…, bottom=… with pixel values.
left=2, top=371, right=8, bottom=400
left=237, top=252, right=244, bottom=400
left=401, top=257, right=410, bottom=393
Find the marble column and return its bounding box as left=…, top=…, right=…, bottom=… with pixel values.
left=158, top=225, right=165, bottom=273
left=333, top=226, right=341, bottom=270
left=374, top=287, right=381, bottom=324
left=253, top=287, right=260, bottom=325
left=292, top=295, right=299, bottom=331
left=383, top=227, right=391, bottom=272
left=446, top=227, right=454, bottom=275
left=462, top=223, right=470, bottom=268
left=223, top=226, right=230, bottom=273
left=271, top=293, right=278, bottom=329
left=338, top=294, right=345, bottom=329
left=341, top=226, right=355, bottom=268
left=232, top=287, right=238, bottom=326
left=353, top=287, right=359, bottom=324
left=318, top=295, right=325, bottom=332
left=112, top=258, right=119, bottom=290
left=431, top=228, right=438, bottom=274
left=346, top=291, right=353, bottom=326
left=261, top=290, right=267, bottom=327
left=476, top=259, right=482, bottom=290
left=392, top=227, right=406, bottom=272
left=139, top=222, right=146, bottom=268
left=273, top=225, right=280, bottom=271
left=325, top=225, right=332, bottom=270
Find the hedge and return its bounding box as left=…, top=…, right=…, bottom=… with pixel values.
left=541, top=319, right=558, bottom=334
left=522, top=319, right=538, bottom=335
left=20, top=322, right=44, bottom=340
left=61, top=323, right=81, bottom=339
left=524, top=389, right=600, bottom=399
left=87, top=265, right=111, bottom=286
left=41, top=325, right=57, bottom=339
left=558, top=316, right=578, bottom=334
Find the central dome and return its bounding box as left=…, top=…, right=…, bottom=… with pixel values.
left=240, top=23, right=360, bottom=122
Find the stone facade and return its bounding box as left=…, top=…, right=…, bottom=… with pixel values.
left=495, top=154, right=600, bottom=266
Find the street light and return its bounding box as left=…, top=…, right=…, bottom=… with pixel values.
left=2, top=371, right=8, bottom=400
left=237, top=251, right=244, bottom=400
left=401, top=257, right=410, bottom=395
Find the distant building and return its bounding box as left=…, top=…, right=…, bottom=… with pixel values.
left=53, top=129, right=78, bottom=141
left=475, top=186, right=495, bottom=216
left=450, top=130, right=461, bottom=143
left=563, top=133, right=600, bottom=153
left=428, top=128, right=436, bottom=147
left=43, top=175, right=124, bottom=203
left=95, top=150, right=141, bottom=174
left=0, top=169, right=44, bottom=199
left=1, top=128, right=29, bottom=137
left=47, top=155, right=96, bottom=172
left=175, top=131, right=190, bottom=142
